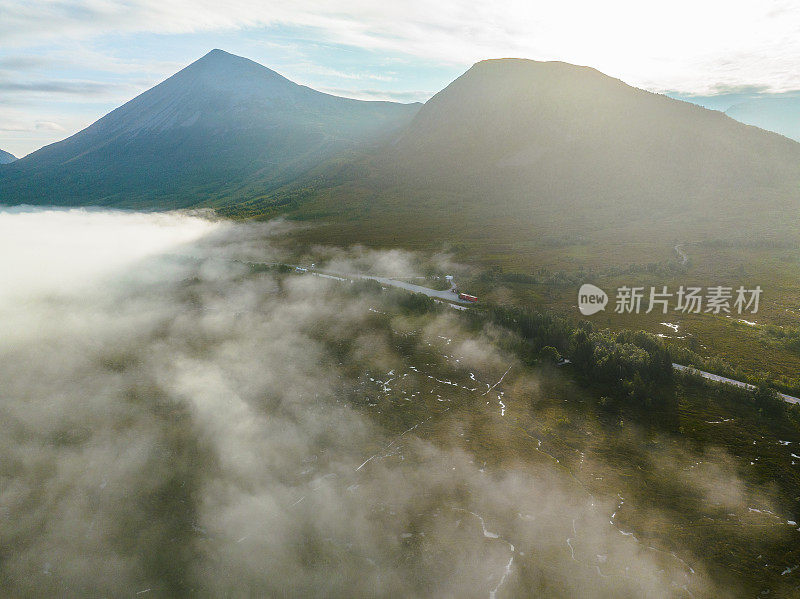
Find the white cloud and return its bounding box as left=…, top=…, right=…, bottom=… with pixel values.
left=314, top=86, right=430, bottom=103
left=2, top=0, right=800, bottom=93
left=0, top=208, right=732, bottom=596
left=0, top=206, right=219, bottom=302
left=3, top=0, right=800, bottom=156
left=34, top=121, right=66, bottom=131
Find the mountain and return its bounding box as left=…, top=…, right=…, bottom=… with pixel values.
left=726, top=97, right=800, bottom=142
left=0, top=49, right=419, bottom=209
left=3, top=54, right=800, bottom=253
left=385, top=59, right=800, bottom=213
left=284, top=59, right=800, bottom=249
left=0, top=149, right=16, bottom=164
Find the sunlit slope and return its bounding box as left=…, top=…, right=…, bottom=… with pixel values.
left=0, top=50, right=419, bottom=209
left=282, top=59, right=800, bottom=251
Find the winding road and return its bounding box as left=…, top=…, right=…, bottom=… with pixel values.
left=229, top=258, right=473, bottom=305
left=288, top=264, right=473, bottom=304
left=245, top=258, right=800, bottom=404
left=356, top=275, right=473, bottom=304
left=673, top=363, right=800, bottom=404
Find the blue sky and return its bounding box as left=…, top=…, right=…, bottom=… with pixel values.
left=0, top=25, right=466, bottom=157
left=3, top=1, right=800, bottom=157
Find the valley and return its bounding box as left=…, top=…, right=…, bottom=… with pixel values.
left=4, top=42, right=800, bottom=597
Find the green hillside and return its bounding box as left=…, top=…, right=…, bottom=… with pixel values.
left=260, top=59, right=800, bottom=255
left=0, top=50, right=419, bottom=209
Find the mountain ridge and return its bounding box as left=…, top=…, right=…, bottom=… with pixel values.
left=380, top=57, right=800, bottom=203
left=2, top=52, right=800, bottom=252
left=261, top=57, right=800, bottom=253
left=0, top=49, right=419, bottom=208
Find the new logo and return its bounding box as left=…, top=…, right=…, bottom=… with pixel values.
left=578, top=284, right=608, bottom=316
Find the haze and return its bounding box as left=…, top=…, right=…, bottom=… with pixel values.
left=1, top=207, right=765, bottom=597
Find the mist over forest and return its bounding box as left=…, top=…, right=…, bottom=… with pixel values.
left=5, top=0, right=800, bottom=595
left=2, top=208, right=797, bottom=598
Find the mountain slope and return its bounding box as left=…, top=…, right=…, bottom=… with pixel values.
left=387, top=59, right=800, bottom=210
left=284, top=59, right=800, bottom=249
left=0, top=49, right=419, bottom=208
left=0, top=150, right=16, bottom=164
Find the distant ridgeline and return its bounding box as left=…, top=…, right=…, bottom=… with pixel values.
left=0, top=149, right=16, bottom=165
left=3, top=50, right=800, bottom=248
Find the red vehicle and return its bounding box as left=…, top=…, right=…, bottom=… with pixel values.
left=458, top=293, right=478, bottom=303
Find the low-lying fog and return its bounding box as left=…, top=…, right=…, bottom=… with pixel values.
left=0, top=207, right=764, bottom=597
